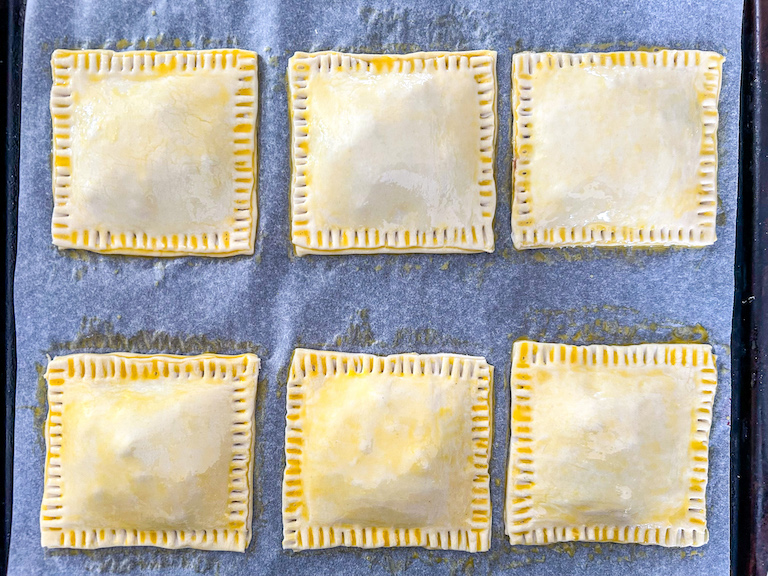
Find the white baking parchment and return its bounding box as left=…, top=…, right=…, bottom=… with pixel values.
left=9, top=0, right=742, bottom=574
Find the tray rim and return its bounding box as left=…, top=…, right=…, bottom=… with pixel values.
left=3, top=0, right=25, bottom=572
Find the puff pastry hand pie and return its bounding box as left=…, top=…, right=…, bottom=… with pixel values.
left=282, top=349, right=493, bottom=551
left=40, top=353, right=259, bottom=551
left=50, top=49, right=258, bottom=256
left=289, top=51, right=497, bottom=255
left=505, top=341, right=716, bottom=547
left=512, top=50, right=724, bottom=248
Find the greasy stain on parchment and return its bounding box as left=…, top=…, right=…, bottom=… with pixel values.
left=282, top=538, right=477, bottom=575
left=20, top=364, right=48, bottom=454
left=487, top=536, right=651, bottom=570
left=292, top=308, right=476, bottom=354
left=496, top=244, right=684, bottom=268
left=526, top=245, right=677, bottom=267
left=45, top=547, right=222, bottom=574
left=291, top=534, right=655, bottom=574
left=312, top=5, right=505, bottom=54
left=510, top=40, right=728, bottom=58
left=336, top=308, right=377, bottom=347
left=331, top=308, right=474, bottom=352
left=514, top=304, right=711, bottom=346
left=43, top=35, right=216, bottom=53
left=54, top=317, right=267, bottom=355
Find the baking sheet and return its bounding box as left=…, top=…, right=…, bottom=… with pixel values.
left=9, top=0, right=742, bottom=574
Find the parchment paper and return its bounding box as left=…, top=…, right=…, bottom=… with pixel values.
left=10, top=0, right=742, bottom=574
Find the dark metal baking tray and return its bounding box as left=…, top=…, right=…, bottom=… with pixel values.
left=2, top=0, right=764, bottom=574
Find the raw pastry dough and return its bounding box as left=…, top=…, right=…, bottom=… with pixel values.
left=282, top=349, right=493, bottom=551
left=512, top=50, right=724, bottom=248
left=40, top=353, right=259, bottom=551
left=50, top=49, right=258, bottom=256
left=288, top=51, right=497, bottom=255
left=505, top=341, right=717, bottom=547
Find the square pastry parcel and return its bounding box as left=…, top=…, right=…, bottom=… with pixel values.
left=288, top=51, right=497, bottom=255
left=282, top=349, right=493, bottom=551
left=505, top=341, right=717, bottom=547
left=512, top=50, right=724, bottom=248
left=50, top=49, right=258, bottom=256
left=40, top=353, right=259, bottom=551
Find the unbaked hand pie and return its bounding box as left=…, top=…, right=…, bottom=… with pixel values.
left=50, top=49, right=258, bottom=256
left=288, top=51, right=497, bottom=255
left=505, top=340, right=717, bottom=547
left=512, top=50, right=724, bottom=248
left=282, top=349, right=493, bottom=551
left=40, top=353, right=259, bottom=551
